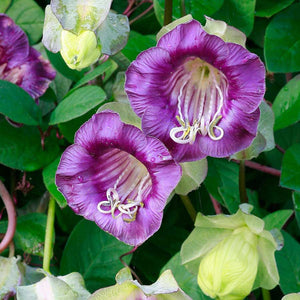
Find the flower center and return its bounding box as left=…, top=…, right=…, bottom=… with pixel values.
left=96, top=148, right=151, bottom=223
left=169, top=57, right=228, bottom=144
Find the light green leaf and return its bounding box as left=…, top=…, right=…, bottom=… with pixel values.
left=49, top=85, right=106, bottom=124
left=43, top=157, right=67, bottom=208
left=0, top=0, right=11, bottom=13
left=263, top=210, right=293, bottom=231
left=0, top=80, right=42, bottom=126
left=273, top=75, right=300, bottom=131
left=51, top=0, right=112, bottom=34
left=60, top=219, right=132, bottom=292
left=6, top=0, right=44, bottom=44
left=72, top=59, right=118, bottom=90
left=175, top=159, right=208, bottom=196
left=280, top=144, right=300, bottom=191
left=293, top=191, right=300, bottom=230
left=112, top=72, right=129, bottom=103
left=264, top=3, right=300, bottom=72
left=98, top=102, right=141, bottom=129
left=96, top=12, right=130, bottom=56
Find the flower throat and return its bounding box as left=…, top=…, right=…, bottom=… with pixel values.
left=169, top=57, right=228, bottom=144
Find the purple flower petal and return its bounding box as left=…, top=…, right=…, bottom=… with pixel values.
left=0, top=14, right=55, bottom=99
left=125, top=19, right=265, bottom=162
left=56, top=111, right=181, bottom=246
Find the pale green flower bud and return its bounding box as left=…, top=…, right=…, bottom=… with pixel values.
left=198, top=227, right=259, bottom=300
left=60, top=29, right=101, bottom=70
left=282, top=293, right=300, bottom=300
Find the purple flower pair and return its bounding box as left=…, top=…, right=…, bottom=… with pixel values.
left=0, top=14, right=55, bottom=99
left=56, top=20, right=265, bottom=245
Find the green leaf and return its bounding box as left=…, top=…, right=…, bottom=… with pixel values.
left=273, top=75, right=300, bottom=131
left=6, top=0, right=44, bottom=44
left=72, top=59, right=118, bottom=90
left=263, top=210, right=293, bottom=231
left=60, top=219, right=132, bottom=292
left=212, top=0, right=256, bottom=36
left=97, top=102, right=141, bottom=129
left=162, top=253, right=211, bottom=300
left=0, top=213, right=52, bottom=256
left=264, top=3, right=300, bottom=73
left=0, top=120, right=60, bottom=171
left=280, top=144, right=300, bottom=191
left=276, top=231, right=300, bottom=294
left=96, top=12, right=130, bottom=56
left=0, top=0, right=11, bottom=13
left=255, top=0, right=295, bottom=17
left=175, top=159, right=208, bottom=196
left=49, top=86, right=106, bottom=125
left=50, top=71, right=72, bottom=101
left=0, top=80, right=42, bottom=126
left=46, top=50, right=85, bottom=82
left=204, top=158, right=240, bottom=213
left=292, top=191, right=300, bottom=230
left=43, top=157, right=67, bottom=208
left=51, top=0, right=112, bottom=34
left=122, top=31, right=156, bottom=61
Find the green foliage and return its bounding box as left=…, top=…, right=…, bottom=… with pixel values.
left=60, top=220, right=132, bottom=292
left=0, top=80, right=42, bottom=126
left=265, top=3, right=300, bottom=72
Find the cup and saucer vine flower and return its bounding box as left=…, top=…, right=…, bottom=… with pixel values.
left=56, top=111, right=181, bottom=246
left=0, top=14, right=55, bottom=99
left=125, top=18, right=265, bottom=162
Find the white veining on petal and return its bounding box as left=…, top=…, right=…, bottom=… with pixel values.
left=169, top=57, right=228, bottom=144
left=97, top=149, right=151, bottom=222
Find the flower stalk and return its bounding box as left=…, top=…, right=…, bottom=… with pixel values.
left=43, top=196, right=56, bottom=273
left=0, top=180, right=16, bottom=254
left=164, top=0, right=173, bottom=25
left=239, top=160, right=248, bottom=203
left=179, top=194, right=196, bottom=222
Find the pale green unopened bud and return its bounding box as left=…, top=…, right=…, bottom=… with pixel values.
left=198, top=227, right=259, bottom=300
left=282, top=293, right=300, bottom=300
left=60, top=30, right=101, bottom=70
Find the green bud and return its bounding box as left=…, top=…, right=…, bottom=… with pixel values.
left=198, top=227, right=258, bottom=300
left=282, top=294, right=300, bottom=300
left=60, top=29, right=101, bottom=70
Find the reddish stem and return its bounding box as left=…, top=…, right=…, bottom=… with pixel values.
left=209, top=194, right=222, bottom=214
left=232, top=160, right=281, bottom=177
left=0, top=180, right=17, bottom=254
left=129, top=4, right=154, bottom=24
left=275, top=144, right=286, bottom=154
left=285, top=73, right=293, bottom=82
left=123, top=0, right=135, bottom=16
left=120, top=246, right=141, bottom=283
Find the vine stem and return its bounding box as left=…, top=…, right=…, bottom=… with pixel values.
left=179, top=195, right=197, bottom=222
left=0, top=180, right=16, bottom=254
left=232, top=159, right=281, bottom=177
left=43, top=196, right=56, bottom=273
left=180, top=0, right=186, bottom=16
left=262, top=288, right=271, bottom=300
left=164, top=0, right=173, bottom=25
left=209, top=194, right=222, bottom=214
left=239, top=160, right=248, bottom=203
left=129, top=4, right=154, bottom=25
left=119, top=246, right=141, bottom=284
